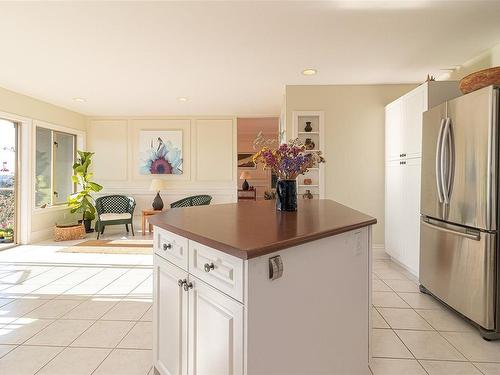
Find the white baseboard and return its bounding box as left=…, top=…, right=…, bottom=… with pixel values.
left=29, top=228, right=54, bottom=244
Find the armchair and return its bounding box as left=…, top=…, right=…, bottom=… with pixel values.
left=95, top=195, right=136, bottom=239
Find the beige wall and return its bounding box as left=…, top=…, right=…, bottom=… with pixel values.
left=0, top=86, right=87, bottom=243
left=87, top=117, right=238, bottom=226
left=443, top=42, right=500, bottom=81
left=285, top=84, right=416, bottom=245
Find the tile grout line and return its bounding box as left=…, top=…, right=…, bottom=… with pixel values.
left=30, top=266, right=147, bottom=375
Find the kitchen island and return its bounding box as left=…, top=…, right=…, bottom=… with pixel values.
left=150, top=199, right=376, bottom=375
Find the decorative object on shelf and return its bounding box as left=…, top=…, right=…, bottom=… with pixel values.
left=253, top=138, right=325, bottom=211
left=237, top=153, right=257, bottom=169
left=304, top=138, right=315, bottom=150
left=150, top=178, right=168, bottom=210
left=304, top=121, right=313, bottom=132
left=264, top=190, right=276, bottom=200
left=303, top=178, right=312, bottom=185
left=139, top=130, right=183, bottom=175
left=425, top=74, right=436, bottom=82
left=240, top=171, right=251, bottom=190
left=459, top=66, right=500, bottom=94
left=302, top=190, right=314, bottom=200
left=67, top=151, right=103, bottom=233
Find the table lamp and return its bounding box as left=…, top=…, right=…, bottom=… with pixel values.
left=150, top=178, right=168, bottom=210
left=240, top=171, right=251, bottom=191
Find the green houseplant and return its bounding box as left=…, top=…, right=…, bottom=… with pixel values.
left=67, top=151, right=103, bottom=233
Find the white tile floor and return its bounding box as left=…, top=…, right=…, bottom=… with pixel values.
left=1, top=235, right=499, bottom=374
left=0, top=233, right=153, bottom=375
left=371, top=256, right=500, bottom=375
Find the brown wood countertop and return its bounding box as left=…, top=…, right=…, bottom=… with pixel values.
left=149, top=199, right=377, bottom=260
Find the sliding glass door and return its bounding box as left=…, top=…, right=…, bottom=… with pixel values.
left=0, top=119, right=17, bottom=248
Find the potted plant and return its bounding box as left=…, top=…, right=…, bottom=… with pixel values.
left=253, top=139, right=325, bottom=211
left=67, top=151, right=103, bottom=233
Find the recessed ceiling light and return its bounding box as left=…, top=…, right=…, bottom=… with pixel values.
left=177, top=97, right=189, bottom=102
left=73, top=97, right=86, bottom=103
left=302, top=68, right=317, bottom=76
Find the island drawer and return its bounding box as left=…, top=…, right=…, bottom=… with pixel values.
left=188, top=240, right=244, bottom=302
left=155, top=227, right=189, bottom=270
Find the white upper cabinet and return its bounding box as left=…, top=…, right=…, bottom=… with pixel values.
left=385, top=101, right=404, bottom=161
left=402, top=85, right=427, bottom=159
left=385, top=82, right=461, bottom=162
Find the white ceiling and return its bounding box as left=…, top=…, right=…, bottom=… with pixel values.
left=0, top=1, right=499, bottom=116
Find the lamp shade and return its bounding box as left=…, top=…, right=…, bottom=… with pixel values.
left=149, top=178, right=167, bottom=192
left=240, top=171, right=252, bottom=180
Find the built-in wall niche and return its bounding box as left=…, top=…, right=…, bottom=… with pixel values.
left=292, top=111, right=325, bottom=199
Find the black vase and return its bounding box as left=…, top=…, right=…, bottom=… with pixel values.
left=152, top=191, right=164, bottom=210
left=242, top=179, right=249, bottom=191
left=304, top=121, right=313, bottom=132
left=276, top=179, right=297, bottom=211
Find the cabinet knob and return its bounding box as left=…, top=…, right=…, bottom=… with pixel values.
left=204, top=263, right=215, bottom=273
left=163, top=243, right=172, bottom=251
left=183, top=281, right=193, bottom=291
left=177, top=279, right=187, bottom=287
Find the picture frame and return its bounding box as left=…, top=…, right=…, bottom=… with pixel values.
left=237, top=153, right=256, bottom=169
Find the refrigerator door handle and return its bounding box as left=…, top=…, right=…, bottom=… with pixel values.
left=435, top=118, right=446, bottom=203
left=422, top=218, right=481, bottom=241
left=441, top=117, right=453, bottom=204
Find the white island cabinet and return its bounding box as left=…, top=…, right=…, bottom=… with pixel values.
left=151, top=200, right=376, bottom=375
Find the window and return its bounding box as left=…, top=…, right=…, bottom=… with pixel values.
left=35, top=127, right=76, bottom=208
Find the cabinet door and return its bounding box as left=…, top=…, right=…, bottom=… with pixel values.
left=385, top=100, right=403, bottom=161
left=154, top=255, right=188, bottom=375
left=188, top=277, right=244, bottom=375
left=385, top=160, right=404, bottom=260
left=402, top=158, right=421, bottom=277
left=403, top=86, right=426, bottom=159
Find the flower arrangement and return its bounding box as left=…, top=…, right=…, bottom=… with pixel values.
left=253, top=138, right=325, bottom=180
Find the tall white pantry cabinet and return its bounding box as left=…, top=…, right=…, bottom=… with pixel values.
left=384, top=81, right=460, bottom=277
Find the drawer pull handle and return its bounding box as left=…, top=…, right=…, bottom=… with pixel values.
left=163, top=243, right=172, bottom=251
left=177, top=279, right=187, bottom=287
left=183, top=281, right=193, bottom=291
left=204, top=263, right=215, bottom=273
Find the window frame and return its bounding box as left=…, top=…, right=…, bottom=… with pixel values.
left=33, top=123, right=82, bottom=210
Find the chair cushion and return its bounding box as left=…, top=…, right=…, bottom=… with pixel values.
left=99, top=213, right=132, bottom=221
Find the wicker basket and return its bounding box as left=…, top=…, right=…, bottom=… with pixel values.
left=459, top=66, right=500, bottom=94
left=54, top=224, right=86, bottom=242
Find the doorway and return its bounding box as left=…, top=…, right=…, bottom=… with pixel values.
left=0, top=118, right=18, bottom=249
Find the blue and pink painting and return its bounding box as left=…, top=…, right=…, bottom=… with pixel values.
left=139, top=130, right=183, bottom=175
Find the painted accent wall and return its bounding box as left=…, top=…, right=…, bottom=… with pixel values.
left=87, top=117, right=238, bottom=228
left=237, top=118, right=279, bottom=199
left=285, top=84, right=416, bottom=246
left=0, top=86, right=87, bottom=243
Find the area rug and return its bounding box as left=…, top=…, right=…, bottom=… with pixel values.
left=58, top=239, right=153, bottom=255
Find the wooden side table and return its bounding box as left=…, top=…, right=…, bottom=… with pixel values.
left=142, top=209, right=165, bottom=235
left=238, top=189, right=257, bottom=201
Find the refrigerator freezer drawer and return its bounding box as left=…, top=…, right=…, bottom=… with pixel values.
left=420, top=217, right=496, bottom=329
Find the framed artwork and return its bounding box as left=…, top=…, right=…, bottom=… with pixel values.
left=139, top=130, right=183, bottom=175
left=237, top=153, right=256, bottom=169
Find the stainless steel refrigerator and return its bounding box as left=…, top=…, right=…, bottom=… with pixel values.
left=420, top=85, right=499, bottom=340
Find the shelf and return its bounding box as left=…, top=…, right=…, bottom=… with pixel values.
left=298, top=131, right=320, bottom=135
left=299, top=184, right=319, bottom=187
